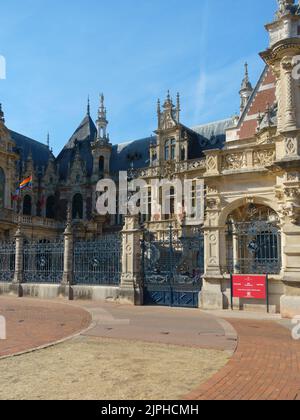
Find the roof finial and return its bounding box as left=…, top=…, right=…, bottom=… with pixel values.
left=176, top=92, right=181, bottom=123
left=46, top=132, right=50, bottom=149
left=87, top=96, right=90, bottom=116
left=240, top=63, right=253, bottom=114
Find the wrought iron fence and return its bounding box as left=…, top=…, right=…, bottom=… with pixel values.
left=0, top=241, right=15, bottom=282
left=225, top=220, right=281, bottom=275
left=23, top=239, right=64, bottom=283
left=73, top=234, right=122, bottom=285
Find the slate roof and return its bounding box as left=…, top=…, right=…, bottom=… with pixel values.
left=54, top=113, right=234, bottom=176
left=9, top=130, right=54, bottom=169
left=56, top=114, right=97, bottom=180
left=7, top=111, right=233, bottom=179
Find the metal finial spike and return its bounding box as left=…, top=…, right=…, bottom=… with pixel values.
left=87, top=96, right=90, bottom=116
left=46, top=132, right=50, bottom=148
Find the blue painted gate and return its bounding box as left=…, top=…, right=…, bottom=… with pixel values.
left=142, top=226, right=204, bottom=308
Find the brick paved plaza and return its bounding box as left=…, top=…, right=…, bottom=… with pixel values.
left=0, top=297, right=299, bottom=400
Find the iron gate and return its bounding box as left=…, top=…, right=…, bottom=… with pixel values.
left=225, top=220, right=281, bottom=275
left=142, top=226, right=204, bottom=308
left=23, top=239, right=64, bottom=283
left=73, top=234, right=121, bottom=285
left=0, top=241, right=15, bottom=282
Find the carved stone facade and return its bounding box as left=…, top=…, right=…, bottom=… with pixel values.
left=202, top=0, right=300, bottom=318
left=1, top=1, right=300, bottom=317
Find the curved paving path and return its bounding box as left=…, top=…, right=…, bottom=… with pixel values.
left=0, top=297, right=91, bottom=358
left=186, top=318, right=300, bottom=401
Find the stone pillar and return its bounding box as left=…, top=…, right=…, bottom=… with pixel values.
left=11, top=220, right=24, bottom=297
left=118, top=214, right=143, bottom=305
left=13, top=222, right=24, bottom=285
left=62, top=209, right=73, bottom=286
left=281, top=57, right=297, bottom=131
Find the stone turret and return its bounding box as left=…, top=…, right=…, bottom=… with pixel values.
left=91, top=94, right=112, bottom=180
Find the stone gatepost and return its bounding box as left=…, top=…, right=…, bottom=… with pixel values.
left=60, top=208, right=74, bottom=299
left=12, top=219, right=24, bottom=297
left=119, top=214, right=143, bottom=305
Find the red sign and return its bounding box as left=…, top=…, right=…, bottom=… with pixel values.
left=232, top=275, right=267, bottom=300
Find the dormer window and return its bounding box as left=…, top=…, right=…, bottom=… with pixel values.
left=164, top=138, right=176, bottom=161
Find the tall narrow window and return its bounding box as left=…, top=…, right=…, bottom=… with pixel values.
left=164, top=140, right=170, bottom=160
left=99, top=156, right=105, bottom=175
left=72, top=194, right=83, bottom=220
left=46, top=196, right=56, bottom=219
left=23, top=195, right=32, bottom=216
left=171, top=139, right=176, bottom=160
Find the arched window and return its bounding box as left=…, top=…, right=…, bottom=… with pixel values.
left=72, top=193, right=83, bottom=219
left=99, top=156, right=105, bottom=175
left=23, top=195, right=32, bottom=216
left=0, top=167, right=5, bottom=209
left=46, top=196, right=56, bottom=219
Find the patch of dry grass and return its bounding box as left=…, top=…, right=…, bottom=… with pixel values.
left=0, top=337, right=229, bottom=400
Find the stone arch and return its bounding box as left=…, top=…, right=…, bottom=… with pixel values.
left=218, top=196, right=280, bottom=227
left=222, top=200, right=282, bottom=275
left=0, top=167, right=5, bottom=209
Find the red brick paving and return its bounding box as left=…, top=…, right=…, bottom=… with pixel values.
left=186, top=319, right=300, bottom=401
left=0, top=297, right=91, bottom=357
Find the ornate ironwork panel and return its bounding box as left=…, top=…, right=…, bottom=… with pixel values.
left=225, top=220, right=281, bottom=275
left=73, top=234, right=121, bottom=285
left=23, top=239, right=64, bottom=283
left=142, top=226, right=204, bottom=308
left=0, top=241, right=15, bottom=282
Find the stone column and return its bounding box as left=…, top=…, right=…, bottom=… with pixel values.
left=62, top=209, right=73, bottom=286
left=13, top=221, right=24, bottom=285
left=12, top=219, right=24, bottom=297
left=281, top=57, right=296, bottom=131
left=118, top=214, right=143, bottom=305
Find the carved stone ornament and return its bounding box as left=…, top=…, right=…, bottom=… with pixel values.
left=222, top=152, right=247, bottom=171
left=285, top=137, right=297, bottom=156
left=279, top=202, right=300, bottom=224
left=207, top=156, right=217, bottom=172
left=253, top=149, right=276, bottom=167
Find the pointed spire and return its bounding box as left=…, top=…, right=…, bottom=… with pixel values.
left=240, top=63, right=253, bottom=114
left=0, top=103, right=5, bottom=123
left=87, top=96, right=90, bottom=116
left=96, top=93, right=109, bottom=142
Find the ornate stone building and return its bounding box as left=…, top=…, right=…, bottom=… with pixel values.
left=0, top=0, right=299, bottom=316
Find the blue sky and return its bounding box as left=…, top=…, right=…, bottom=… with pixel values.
left=0, top=0, right=277, bottom=155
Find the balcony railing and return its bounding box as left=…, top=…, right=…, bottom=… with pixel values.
left=0, top=209, right=64, bottom=229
